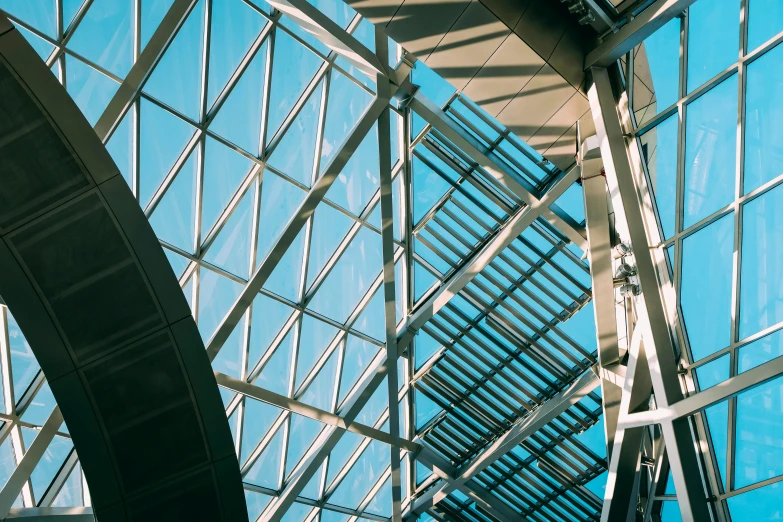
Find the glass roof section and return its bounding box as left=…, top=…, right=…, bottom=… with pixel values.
left=0, top=0, right=604, bottom=520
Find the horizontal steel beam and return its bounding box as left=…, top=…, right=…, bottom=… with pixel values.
left=3, top=507, right=93, bottom=521
left=585, top=0, right=698, bottom=68
left=215, top=372, right=419, bottom=452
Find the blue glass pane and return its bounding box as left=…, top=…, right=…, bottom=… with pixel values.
left=352, top=287, right=384, bottom=341
left=740, top=185, right=783, bottom=339
left=329, top=439, right=390, bottom=510
left=413, top=261, right=438, bottom=303
left=0, top=0, right=56, bottom=37
left=306, top=204, right=353, bottom=287
left=14, top=25, right=54, bottom=59
left=51, top=462, right=83, bottom=507
left=265, top=28, right=324, bottom=144
left=411, top=61, right=455, bottom=108
left=255, top=172, right=307, bottom=264
left=735, top=375, right=783, bottom=488
left=584, top=471, right=607, bottom=498
left=295, top=315, right=338, bottom=390
left=738, top=328, right=783, bottom=373
left=681, top=213, right=734, bottom=361
left=143, top=0, right=204, bottom=120
left=247, top=294, right=295, bottom=375
left=280, top=502, right=313, bottom=522
left=338, top=336, right=381, bottom=405
left=684, top=75, right=738, bottom=228
left=209, top=41, right=267, bottom=156
left=138, top=99, right=196, bottom=207
left=196, top=268, right=242, bottom=340
left=299, top=349, right=338, bottom=411
left=206, top=0, right=266, bottom=108
left=106, top=107, right=133, bottom=188
left=308, top=227, right=382, bottom=323
left=254, top=326, right=294, bottom=396
left=640, top=114, right=678, bottom=239
left=412, top=156, right=451, bottom=225
left=661, top=501, right=683, bottom=522
left=285, top=413, right=325, bottom=475
left=319, top=70, right=372, bottom=173
left=726, top=479, right=783, bottom=521
left=241, top=398, right=282, bottom=465
left=65, top=56, right=120, bottom=126
left=204, top=185, right=255, bottom=279
left=748, top=0, right=783, bottom=52
left=149, top=150, right=197, bottom=252
left=267, top=79, right=323, bottom=187
left=364, top=477, right=392, bottom=517
left=212, top=315, right=245, bottom=379
left=299, top=461, right=324, bottom=500
left=327, top=123, right=379, bottom=215
left=354, top=378, right=388, bottom=428
left=141, top=0, right=175, bottom=49
left=744, top=43, right=783, bottom=193
left=263, top=227, right=305, bottom=302
left=574, top=418, right=606, bottom=458
left=245, top=489, right=272, bottom=521
left=30, top=434, right=72, bottom=502
left=705, top=399, right=728, bottom=488
left=696, top=354, right=729, bottom=390
left=687, top=0, right=739, bottom=92
left=555, top=182, right=585, bottom=224
left=68, top=0, right=133, bottom=78
left=557, top=302, right=597, bottom=354
left=415, top=389, right=441, bottom=428
left=21, top=382, right=56, bottom=425
left=633, top=17, right=680, bottom=126
left=6, top=311, right=40, bottom=403
left=326, top=430, right=363, bottom=485
left=202, top=137, right=253, bottom=235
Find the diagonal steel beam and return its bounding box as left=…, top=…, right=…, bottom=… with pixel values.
left=94, top=0, right=198, bottom=141
left=588, top=66, right=710, bottom=522
left=585, top=0, right=699, bottom=69
left=408, top=369, right=600, bottom=516
left=265, top=0, right=387, bottom=80
left=396, top=162, right=581, bottom=356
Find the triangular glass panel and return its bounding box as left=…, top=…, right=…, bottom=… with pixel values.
left=211, top=315, right=245, bottom=380
left=285, top=413, right=326, bottom=476
left=255, top=172, right=307, bottom=265
left=62, top=0, right=83, bottom=31
left=144, top=0, right=204, bottom=120
left=413, top=329, right=440, bottom=371
left=206, top=0, right=266, bottom=108
left=265, top=28, right=324, bottom=144
left=308, top=227, right=382, bottom=323
left=280, top=502, right=314, bottom=522
left=162, top=247, right=190, bottom=279
left=219, top=386, right=234, bottom=410
left=245, top=489, right=273, bottom=521
left=0, top=1, right=57, bottom=37
left=30, top=435, right=72, bottom=502
left=247, top=294, right=296, bottom=375
left=105, top=105, right=133, bottom=188
left=338, top=336, right=381, bottom=406
left=325, top=430, right=363, bottom=486
left=6, top=311, right=40, bottom=406
left=319, top=69, right=372, bottom=174
left=363, top=476, right=392, bottom=517
left=140, top=0, right=175, bottom=49
left=412, top=156, right=451, bottom=225
left=352, top=286, right=385, bottom=341
left=305, top=204, right=354, bottom=288
left=328, top=439, right=390, bottom=510
left=278, top=14, right=329, bottom=58
left=326, top=123, right=379, bottom=216
left=263, top=225, right=305, bottom=302
left=244, top=424, right=284, bottom=488
left=138, top=98, right=196, bottom=207
left=366, top=202, right=381, bottom=229
left=267, top=78, right=323, bottom=187
left=14, top=25, right=54, bottom=60
left=204, top=184, right=255, bottom=279
left=415, top=459, right=432, bottom=485
left=353, top=377, right=388, bottom=430
left=320, top=510, right=351, bottom=522
left=51, top=461, right=83, bottom=507
left=68, top=0, right=133, bottom=78
left=299, top=461, right=325, bottom=500
left=65, top=55, right=120, bottom=126
left=21, top=381, right=56, bottom=425
left=241, top=398, right=284, bottom=465
left=414, top=389, right=442, bottom=429
left=196, top=267, right=242, bottom=341
left=299, top=348, right=339, bottom=412
left=210, top=41, right=267, bottom=156
left=253, top=324, right=295, bottom=397
left=413, top=260, right=438, bottom=303
left=201, top=136, right=254, bottom=236
left=150, top=149, right=198, bottom=253
left=295, top=315, right=338, bottom=390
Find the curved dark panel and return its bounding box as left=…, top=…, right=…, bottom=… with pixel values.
left=0, top=17, right=247, bottom=522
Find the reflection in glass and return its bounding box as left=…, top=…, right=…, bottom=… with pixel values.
left=739, top=328, right=783, bottom=373
left=633, top=17, right=680, bottom=127
left=684, top=75, right=738, bottom=228
left=727, top=479, right=783, bottom=521
left=740, top=185, right=783, bottom=339
left=680, top=214, right=734, bottom=361
left=735, top=376, right=783, bottom=488
left=640, top=115, right=678, bottom=239
left=687, top=0, right=739, bottom=92
left=744, top=42, right=783, bottom=193
left=748, top=0, right=783, bottom=53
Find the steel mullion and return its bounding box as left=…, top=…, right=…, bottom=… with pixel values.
left=42, top=0, right=94, bottom=68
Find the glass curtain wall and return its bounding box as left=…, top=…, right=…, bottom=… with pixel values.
left=627, top=1, right=783, bottom=519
